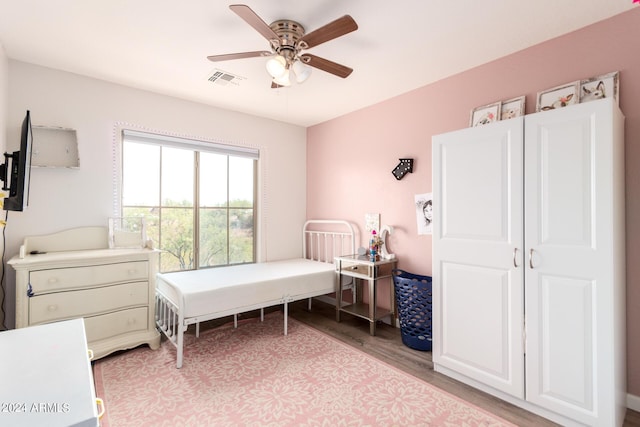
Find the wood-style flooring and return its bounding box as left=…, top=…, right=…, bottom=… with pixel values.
left=196, top=300, right=639, bottom=426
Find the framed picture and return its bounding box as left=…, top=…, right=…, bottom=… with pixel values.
left=470, top=101, right=501, bottom=127
left=415, top=193, right=432, bottom=235
left=536, top=81, right=580, bottom=112
left=365, top=213, right=380, bottom=234
left=500, top=96, right=525, bottom=120
left=580, top=71, right=619, bottom=105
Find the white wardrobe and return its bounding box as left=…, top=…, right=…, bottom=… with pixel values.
left=432, top=98, right=626, bottom=426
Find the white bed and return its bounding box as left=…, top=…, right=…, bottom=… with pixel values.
left=155, top=220, right=355, bottom=368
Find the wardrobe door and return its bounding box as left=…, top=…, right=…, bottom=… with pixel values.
left=524, top=98, right=626, bottom=425
left=432, top=117, right=525, bottom=398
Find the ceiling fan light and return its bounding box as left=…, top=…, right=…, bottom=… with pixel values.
left=273, top=69, right=291, bottom=87
left=266, top=55, right=286, bottom=78
left=292, top=60, right=312, bottom=83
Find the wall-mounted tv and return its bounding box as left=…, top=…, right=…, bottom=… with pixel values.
left=1, top=110, right=33, bottom=211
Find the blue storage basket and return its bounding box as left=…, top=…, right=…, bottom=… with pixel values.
left=392, top=269, right=432, bottom=351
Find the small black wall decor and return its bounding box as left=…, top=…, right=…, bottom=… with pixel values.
left=392, top=158, right=414, bottom=180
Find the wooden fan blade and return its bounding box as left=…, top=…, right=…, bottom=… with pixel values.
left=300, top=54, right=353, bottom=78
left=298, top=15, right=358, bottom=49
left=271, top=81, right=283, bottom=89
left=207, top=51, right=272, bottom=62
left=229, top=4, right=279, bottom=42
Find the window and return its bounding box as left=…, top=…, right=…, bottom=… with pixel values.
left=121, top=130, right=258, bottom=272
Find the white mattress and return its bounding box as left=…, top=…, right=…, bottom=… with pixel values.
left=156, top=258, right=335, bottom=319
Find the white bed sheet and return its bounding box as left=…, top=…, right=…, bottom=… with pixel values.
left=156, top=258, right=335, bottom=319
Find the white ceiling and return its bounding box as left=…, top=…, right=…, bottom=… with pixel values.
left=0, top=1, right=635, bottom=127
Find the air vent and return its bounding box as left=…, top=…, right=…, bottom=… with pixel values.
left=207, top=69, right=245, bottom=86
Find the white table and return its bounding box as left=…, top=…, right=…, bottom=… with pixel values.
left=0, top=318, right=102, bottom=426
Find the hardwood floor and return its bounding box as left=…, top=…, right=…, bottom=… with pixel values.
left=198, top=300, right=640, bottom=426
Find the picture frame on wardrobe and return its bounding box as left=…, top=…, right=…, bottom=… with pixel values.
left=580, top=71, right=619, bottom=105
left=469, top=101, right=501, bottom=127
left=536, top=81, right=580, bottom=112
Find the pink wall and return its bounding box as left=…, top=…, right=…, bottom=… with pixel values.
left=307, top=8, right=640, bottom=395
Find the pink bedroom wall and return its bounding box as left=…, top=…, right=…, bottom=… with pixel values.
left=307, top=8, right=640, bottom=395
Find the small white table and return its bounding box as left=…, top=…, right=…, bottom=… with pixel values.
left=0, top=319, right=103, bottom=426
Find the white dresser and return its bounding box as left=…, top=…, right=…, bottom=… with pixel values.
left=8, top=226, right=161, bottom=359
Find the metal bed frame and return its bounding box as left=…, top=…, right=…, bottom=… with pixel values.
left=155, top=220, right=355, bottom=368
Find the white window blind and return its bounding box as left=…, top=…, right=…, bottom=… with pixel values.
left=122, top=129, right=259, bottom=159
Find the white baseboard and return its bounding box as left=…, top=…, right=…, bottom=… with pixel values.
left=628, top=393, right=640, bottom=412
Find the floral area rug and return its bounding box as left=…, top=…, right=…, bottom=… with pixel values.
left=93, top=313, right=515, bottom=426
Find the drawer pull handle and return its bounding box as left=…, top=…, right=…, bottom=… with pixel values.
left=96, top=398, right=105, bottom=419
left=87, top=349, right=94, bottom=360
left=47, top=277, right=59, bottom=284
left=128, top=269, right=137, bottom=275
left=47, top=305, right=58, bottom=312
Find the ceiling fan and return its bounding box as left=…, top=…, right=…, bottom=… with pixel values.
left=207, top=4, right=358, bottom=87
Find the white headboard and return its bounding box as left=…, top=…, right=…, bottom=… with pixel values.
left=303, top=220, right=356, bottom=263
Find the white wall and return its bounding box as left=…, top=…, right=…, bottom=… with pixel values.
left=3, top=60, right=308, bottom=328
left=0, top=44, right=6, bottom=151
left=0, top=43, right=8, bottom=329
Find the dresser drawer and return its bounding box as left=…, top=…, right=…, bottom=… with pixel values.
left=339, top=260, right=371, bottom=276
left=29, top=281, right=149, bottom=324
left=84, top=307, right=149, bottom=343
left=338, top=260, right=394, bottom=278
left=29, top=261, right=149, bottom=294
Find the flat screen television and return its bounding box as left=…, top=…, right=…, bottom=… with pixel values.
left=1, top=110, right=33, bottom=211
